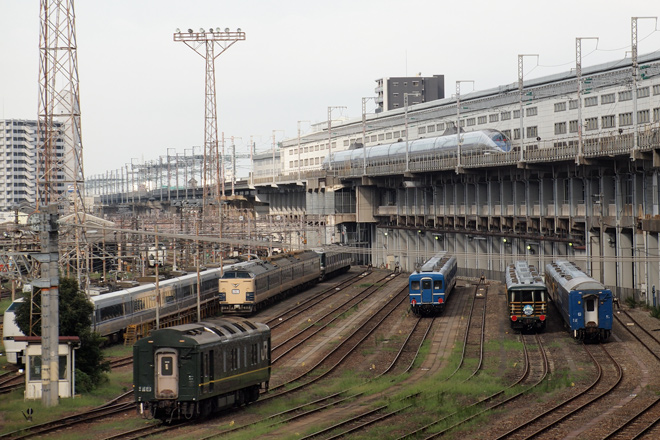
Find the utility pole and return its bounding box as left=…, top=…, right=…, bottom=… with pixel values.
left=32, top=205, right=59, bottom=407
left=518, top=54, right=538, bottom=162
left=404, top=92, right=420, bottom=173
left=575, top=37, right=598, bottom=165
left=631, top=17, right=657, bottom=158
left=327, top=106, right=346, bottom=171
left=455, top=80, right=474, bottom=173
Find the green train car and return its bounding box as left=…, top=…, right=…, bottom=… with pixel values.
left=133, top=318, right=270, bottom=422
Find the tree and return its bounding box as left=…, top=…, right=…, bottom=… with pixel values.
left=14, top=277, right=110, bottom=392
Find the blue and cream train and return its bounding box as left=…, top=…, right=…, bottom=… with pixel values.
left=505, top=261, right=548, bottom=331
left=218, top=249, right=352, bottom=314
left=408, top=252, right=458, bottom=316
left=545, top=260, right=613, bottom=341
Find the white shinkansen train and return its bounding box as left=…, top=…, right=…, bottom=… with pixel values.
left=323, top=129, right=511, bottom=171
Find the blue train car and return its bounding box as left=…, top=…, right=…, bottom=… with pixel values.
left=505, top=261, right=548, bottom=331
left=545, top=260, right=612, bottom=341
left=408, top=252, right=458, bottom=316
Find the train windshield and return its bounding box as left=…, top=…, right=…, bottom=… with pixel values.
left=511, top=290, right=545, bottom=302
left=434, top=280, right=442, bottom=291
left=410, top=281, right=420, bottom=290
left=222, top=272, right=253, bottom=279
left=6, top=301, right=21, bottom=312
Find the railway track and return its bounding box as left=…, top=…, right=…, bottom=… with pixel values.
left=270, top=272, right=396, bottom=364
left=0, top=391, right=135, bottom=439
left=263, top=269, right=372, bottom=330
left=266, top=279, right=408, bottom=395
left=119, top=275, right=418, bottom=439
left=494, top=342, right=622, bottom=440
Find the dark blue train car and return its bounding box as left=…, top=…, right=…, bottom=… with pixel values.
left=545, top=260, right=612, bottom=341
left=408, top=252, right=458, bottom=316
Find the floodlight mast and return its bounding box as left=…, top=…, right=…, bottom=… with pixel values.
left=174, top=28, right=246, bottom=209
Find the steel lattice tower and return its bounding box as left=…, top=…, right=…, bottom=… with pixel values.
left=37, top=0, right=88, bottom=286
left=174, top=28, right=245, bottom=208
left=35, top=0, right=87, bottom=407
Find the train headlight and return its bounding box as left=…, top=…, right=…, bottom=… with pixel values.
left=511, top=315, right=518, bottom=321
left=539, top=315, right=546, bottom=321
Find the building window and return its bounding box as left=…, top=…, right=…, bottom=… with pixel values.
left=501, top=111, right=511, bottom=120
left=513, top=110, right=520, bottom=119
left=502, top=129, right=511, bottom=139
left=412, top=81, right=419, bottom=86
left=569, top=100, right=578, bottom=110
left=653, top=85, right=660, bottom=96
left=619, top=112, right=633, bottom=126
left=619, top=90, right=632, bottom=101
left=554, top=102, right=567, bottom=112
left=601, top=93, right=615, bottom=104
left=289, top=161, right=293, bottom=168
left=654, top=108, right=660, bottom=123
left=393, top=131, right=400, bottom=138
left=478, top=116, right=487, bottom=124
left=602, top=115, right=615, bottom=128
left=427, top=125, right=435, bottom=133
left=386, top=132, right=392, bottom=140
left=638, top=109, right=650, bottom=124
left=436, top=123, right=445, bottom=131
left=525, top=107, right=538, bottom=117
left=392, top=81, right=399, bottom=86
left=513, top=128, right=521, bottom=140
left=638, top=86, right=650, bottom=98
left=467, top=118, right=476, bottom=126
left=370, top=135, right=377, bottom=142
left=489, top=114, right=499, bottom=123
left=459, top=119, right=465, bottom=127
left=584, top=96, right=598, bottom=107
left=378, top=133, right=385, bottom=141
left=585, top=117, right=598, bottom=131
left=554, top=122, right=567, bottom=135
left=569, top=120, right=578, bottom=133
left=418, top=127, right=426, bottom=135
left=526, top=126, right=538, bottom=138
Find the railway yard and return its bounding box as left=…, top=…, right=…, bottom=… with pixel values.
left=2, top=267, right=660, bottom=439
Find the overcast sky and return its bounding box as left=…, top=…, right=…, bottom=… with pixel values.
left=2, top=1, right=660, bottom=178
